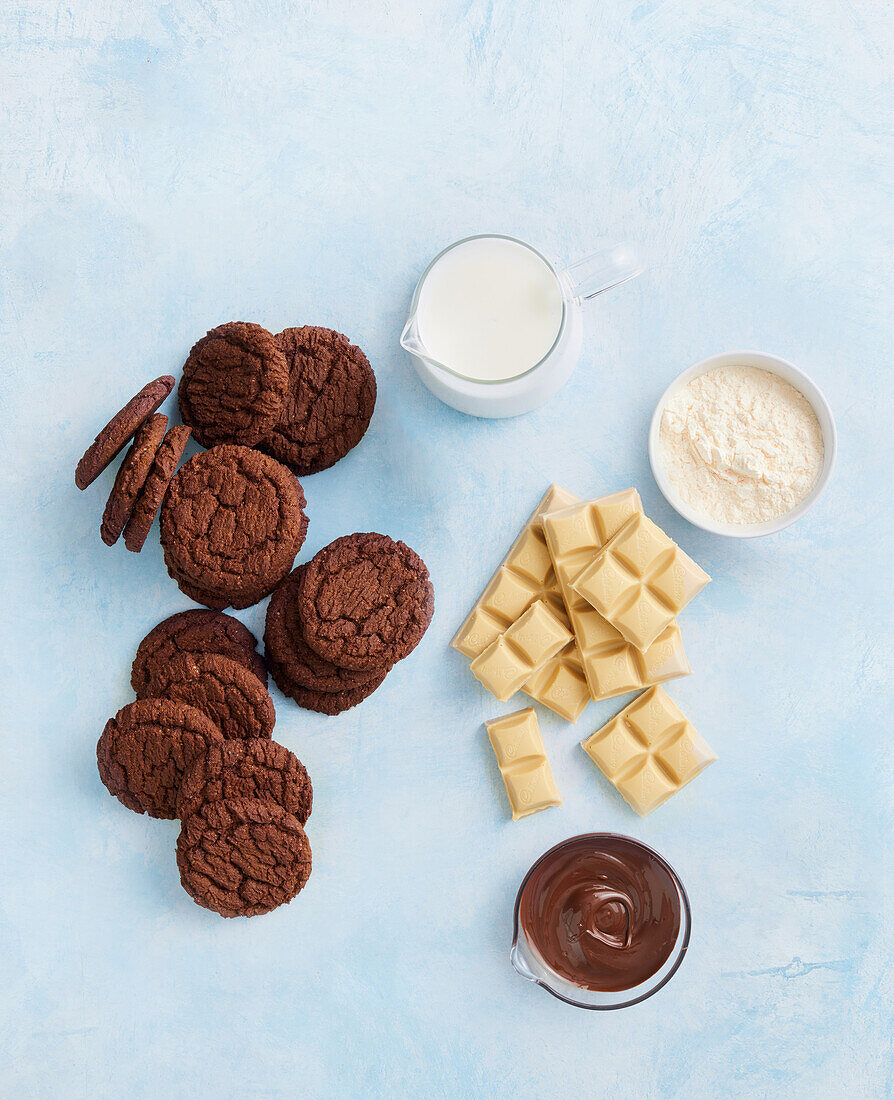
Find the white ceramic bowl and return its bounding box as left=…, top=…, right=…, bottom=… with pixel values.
left=648, top=351, right=837, bottom=538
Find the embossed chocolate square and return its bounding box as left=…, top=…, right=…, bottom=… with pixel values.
left=581, top=686, right=716, bottom=815
left=542, top=491, right=692, bottom=699
left=572, top=513, right=710, bottom=652
left=487, top=708, right=562, bottom=820
left=471, top=600, right=572, bottom=702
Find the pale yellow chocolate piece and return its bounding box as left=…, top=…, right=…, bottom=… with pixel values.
left=486, top=708, right=562, bottom=820
left=470, top=600, right=573, bottom=702
left=581, top=686, right=716, bottom=815
left=572, top=512, right=711, bottom=652
left=451, top=485, right=591, bottom=721
left=542, top=491, right=691, bottom=700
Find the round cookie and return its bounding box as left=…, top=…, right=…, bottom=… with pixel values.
left=176, top=797, right=312, bottom=917
left=76, top=375, right=174, bottom=489
left=176, top=738, right=312, bottom=825
left=147, top=652, right=275, bottom=741
left=178, top=322, right=288, bottom=448
left=100, top=413, right=168, bottom=546
left=123, top=423, right=191, bottom=552
left=131, top=609, right=267, bottom=697
left=265, top=568, right=381, bottom=693
left=258, top=326, right=376, bottom=476
left=298, top=533, right=434, bottom=672
left=96, top=698, right=223, bottom=819
left=269, top=656, right=387, bottom=715
left=160, top=445, right=308, bottom=610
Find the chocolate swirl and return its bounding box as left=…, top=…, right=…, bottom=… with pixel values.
left=519, top=835, right=682, bottom=992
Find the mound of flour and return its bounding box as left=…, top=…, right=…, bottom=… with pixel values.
left=658, top=365, right=824, bottom=525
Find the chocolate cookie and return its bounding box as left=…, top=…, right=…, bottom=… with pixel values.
left=146, top=652, right=275, bottom=741
left=269, top=656, right=387, bottom=715
left=178, top=322, right=288, bottom=448
left=160, top=445, right=308, bottom=610
left=176, top=738, right=312, bottom=825
left=123, top=423, right=191, bottom=552
left=258, top=326, right=376, bottom=476
left=298, top=533, right=434, bottom=671
left=100, top=413, right=168, bottom=546
left=96, top=698, right=223, bottom=819
left=131, top=609, right=267, bottom=697
left=265, top=568, right=381, bottom=693
left=75, top=375, right=175, bottom=489
left=176, top=797, right=312, bottom=917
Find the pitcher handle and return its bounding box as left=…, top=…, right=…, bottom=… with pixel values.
left=559, top=242, right=643, bottom=304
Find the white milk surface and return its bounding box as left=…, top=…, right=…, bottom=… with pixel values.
left=416, top=237, right=563, bottom=381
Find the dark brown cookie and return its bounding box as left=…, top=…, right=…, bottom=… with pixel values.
left=100, top=413, right=168, bottom=546
left=269, top=656, right=387, bottom=715
left=176, top=738, right=312, bottom=825
left=265, top=568, right=382, bottom=693
left=160, top=445, right=308, bottom=609
left=176, top=797, right=312, bottom=917
left=258, top=326, right=376, bottom=476
left=178, top=322, right=289, bottom=448
left=131, top=609, right=267, bottom=697
left=147, top=652, right=275, bottom=741
left=96, top=698, right=223, bottom=819
left=122, top=423, right=191, bottom=552
left=75, top=375, right=174, bottom=489
left=297, top=533, right=434, bottom=672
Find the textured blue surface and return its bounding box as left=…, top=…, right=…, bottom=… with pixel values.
left=1, top=2, right=891, bottom=1097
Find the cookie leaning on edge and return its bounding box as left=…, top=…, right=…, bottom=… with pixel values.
left=297, top=532, right=434, bottom=672
left=96, top=698, right=223, bottom=819
left=258, top=326, right=377, bottom=476
left=178, top=322, right=288, bottom=448
left=123, top=423, right=191, bottom=552
left=131, top=609, right=267, bottom=696
left=176, top=797, right=312, bottom=917
left=100, top=413, right=168, bottom=546
left=160, top=445, right=308, bottom=610
left=75, top=375, right=174, bottom=490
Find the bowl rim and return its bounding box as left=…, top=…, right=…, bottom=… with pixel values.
left=648, top=350, right=837, bottom=538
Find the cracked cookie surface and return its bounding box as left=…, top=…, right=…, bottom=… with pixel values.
left=265, top=567, right=382, bottom=693
left=178, top=321, right=288, bottom=447
left=131, top=609, right=266, bottom=696
left=176, top=738, right=312, bottom=824
left=297, top=533, right=434, bottom=671
left=76, top=375, right=174, bottom=489
left=176, top=797, right=312, bottom=917
left=96, top=698, right=223, bottom=819
left=100, top=413, right=168, bottom=546
left=123, top=423, right=191, bottom=552
left=160, top=444, right=307, bottom=609
left=258, top=326, right=376, bottom=475
left=146, top=652, right=275, bottom=741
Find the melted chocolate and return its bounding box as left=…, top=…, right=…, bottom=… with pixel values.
left=519, top=835, right=682, bottom=992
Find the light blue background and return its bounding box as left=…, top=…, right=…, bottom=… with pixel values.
left=1, top=2, right=891, bottom=1097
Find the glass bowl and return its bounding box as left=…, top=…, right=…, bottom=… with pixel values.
left=510, top=833, right=691, bottom=1010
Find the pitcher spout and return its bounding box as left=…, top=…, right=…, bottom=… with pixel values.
left=399, top=314, right=427, bottom=358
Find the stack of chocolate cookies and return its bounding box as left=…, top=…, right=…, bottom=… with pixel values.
left=97, top=610, right=313, bottom=918
left=75, top=321, right=377, bottom=607
left=265, top=533, right=435, bottom=715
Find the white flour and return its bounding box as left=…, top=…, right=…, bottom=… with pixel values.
left=658, top=365, right=824, bottom=525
